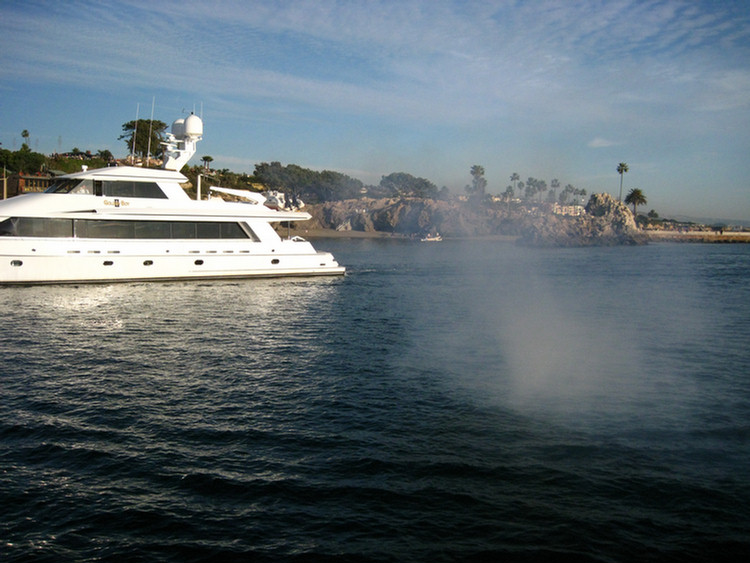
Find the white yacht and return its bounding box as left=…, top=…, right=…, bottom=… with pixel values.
left=0, top=114, right=345, bottom=284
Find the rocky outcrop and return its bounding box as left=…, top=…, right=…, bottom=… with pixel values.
left=304, top=193, right=647, bottom=246
left=306, top=197, right=523, bottom=237
left=517, top=193, right=647, bottom=247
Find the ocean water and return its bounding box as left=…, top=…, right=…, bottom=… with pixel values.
left=1, top=240, right=749, bottom=562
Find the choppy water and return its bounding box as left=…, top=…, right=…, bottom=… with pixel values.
left=2, top=240, right=749, bottom=562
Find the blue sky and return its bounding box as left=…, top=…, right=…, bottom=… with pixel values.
left=2, top=0, right=749, bottom=221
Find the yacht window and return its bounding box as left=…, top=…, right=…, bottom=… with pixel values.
left=0, top=218, right=18, bottom=236
left=220, top=222, right=248, bottom=239
left=171, top=222, right=197, bottom=238
left=0, top=218, right=252, bottom=240
left=134, top=221, right=171, bottom=239
left=76, top=220, right=135, bottom=239
left=71, top=180, right=94, bottom=194
left=196, top=222, right=220, bottom=239
left=103, top=181, right=167, bottom=199
left=0, top=217, right=74, bottom=237
left=46, top=179, right=92, bottom=194
left=70, top=220, right=250, bottom=239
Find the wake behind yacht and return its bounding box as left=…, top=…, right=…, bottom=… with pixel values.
left=0, top=114, right=345, bottom=284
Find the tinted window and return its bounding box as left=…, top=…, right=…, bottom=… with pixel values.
left=76, top=220, right=134, bottom=238
left=171, top=222, right=197, bottom=238
left=134, top=221, right=171, bottom=239
left=73, top=220, right=249, bottom=239
left=0, top=218, right=251, bottom=240
left=196, top=222, right=221, bottom=239
left=46, top=179, right=90, bottom=194
left=0, top=218, right=18, bottom=236
left=102, top=181, right=167, bottom=199
left=0, top=217, right=73, bottom=237
left=220, top=222, right=247, bottom=239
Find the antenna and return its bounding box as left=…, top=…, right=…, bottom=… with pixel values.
left=146, top=96, right=155, bottom=167
left=131, top=102, right=139, bottom=163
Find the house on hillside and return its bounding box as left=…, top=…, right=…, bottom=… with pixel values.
left=553, top=203, right=585, bottom=216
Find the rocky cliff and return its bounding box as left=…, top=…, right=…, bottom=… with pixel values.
left=303, top=193, right=647, bottom=246
left=517, top=193, right=647, bottom=247
left=305, top=197, right=530, bottom=237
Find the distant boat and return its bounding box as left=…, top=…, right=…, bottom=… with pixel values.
left=420, top=233, right=442, bottom=242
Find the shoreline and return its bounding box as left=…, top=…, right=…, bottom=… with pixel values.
left=286, top=227, right=750, bottom=244
left=287, top=228, right=519, bottom=242
left=646, top=230, right=750, bottom=243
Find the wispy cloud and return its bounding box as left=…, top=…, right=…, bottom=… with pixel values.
left=4, top=0, right=748, bottom=124
left=588, top=138, right=620, bottom=149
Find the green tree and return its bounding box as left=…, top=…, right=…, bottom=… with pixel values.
left=380, top=172, right=437, bottom=199
left=6, top=145, right=46, bottom=174
left=118, top=119, right=168, bottom=159
left=21, top=129, right=30, bottom=147
left=624, top=188, right=647, bottom=216
left=253, top=161, right=364, bottom=203
left=617, top=162, right=629, bottom=201
left=201, top=155, right=214, bottom=170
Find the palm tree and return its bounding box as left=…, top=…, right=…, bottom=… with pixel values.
left=550, top=178, right=560, bottom=202
left=624, top=188, right=647, bottom=216
left=617, top=162, right=629, bottom=201
left=536, top=179, right=547, bottom=203
left=469, top=165, right=487, bottom=196
left=525, top=177, right=537, bottom=202
left=21, top=129, right=30, bottom=147
left=503, top=185, right=514, bottom=210
left=510, top=172, right=519, bottom=194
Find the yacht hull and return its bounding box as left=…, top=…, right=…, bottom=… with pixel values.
left=0, top=238, right=344, bottom=284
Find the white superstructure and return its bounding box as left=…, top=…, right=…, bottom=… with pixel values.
left=0, top=115, right=344, bottom=284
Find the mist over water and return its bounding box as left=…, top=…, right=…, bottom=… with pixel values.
left=383, top=242, right=706, bottom=428
left=2, top=240, right=749, bottom=562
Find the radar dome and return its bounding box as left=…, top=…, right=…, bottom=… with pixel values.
left=171, top=118, right=185, bottom=138
left=184, top=114, right=203, bottom=138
